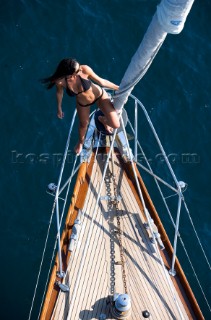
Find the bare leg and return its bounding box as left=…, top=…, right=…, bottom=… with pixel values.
left=75, top=104, right=90, bottom=154
left=98, top=115, right=114, bottom=134
left=96, top=91, right=120, bottom=130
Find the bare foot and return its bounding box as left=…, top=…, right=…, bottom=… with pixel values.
left=98, top=116, right=113, bottom=134
left=74, top=141, right=83, bottom=154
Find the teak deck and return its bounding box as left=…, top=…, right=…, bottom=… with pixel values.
left=41, top=150, right=204, bottom=320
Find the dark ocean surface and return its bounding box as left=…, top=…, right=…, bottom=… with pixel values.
left=0, top=0, right=210, bottom=319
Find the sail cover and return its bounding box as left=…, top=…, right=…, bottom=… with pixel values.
left=113, top=0, right=194, bottom=111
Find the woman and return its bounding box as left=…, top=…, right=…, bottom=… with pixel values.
left=41, top=58, right=120, bottom=154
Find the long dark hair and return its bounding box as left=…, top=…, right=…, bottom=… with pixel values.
left=41, top=58, right=79, bottom=89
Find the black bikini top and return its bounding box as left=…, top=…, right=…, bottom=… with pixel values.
left=66, top=75, right=91, bottom=97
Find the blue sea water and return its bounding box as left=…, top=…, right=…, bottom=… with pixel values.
left=0, top=0, right=210, bottom=319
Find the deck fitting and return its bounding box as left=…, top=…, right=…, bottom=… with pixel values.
left=142, top=310, right=150, bottom=318
left=178, top=181, right=187, bottom=192
left=56, top=271, right=65, bottom=279
left=112, top=293, right=131, bottom=319
left=169, top=268, right=176, bottom=277
left=56, top=281, right=69, bottom=293
left=46, top=183, right=57, bottom=195
left=100, top=195, right=122, bottom=202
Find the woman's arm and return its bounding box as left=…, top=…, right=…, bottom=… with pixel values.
left=56, top=84, right=64, bottom=119
left=81, top=65, right=119, bottom=90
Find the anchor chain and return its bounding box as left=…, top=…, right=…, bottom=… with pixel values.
left=116, top=210, right=128, bottom=294
left=111, top=167, right=128, bottom=294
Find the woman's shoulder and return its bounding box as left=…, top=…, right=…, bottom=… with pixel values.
left=56, top=78, right=65, bottom=91
left=80, top=65, right=92, bottom=75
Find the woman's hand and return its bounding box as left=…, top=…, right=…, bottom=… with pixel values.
left=74, top=141, right=83, bottom=154
left=57, top=109, right=64, bottom=119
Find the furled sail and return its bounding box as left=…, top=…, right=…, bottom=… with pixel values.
left=113, top=0, right=194, bottom=111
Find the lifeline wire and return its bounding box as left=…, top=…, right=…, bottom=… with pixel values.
left=28, top=201, right=56, bottom=320
left=36, top=154, right=78, bottom=319
left=128, top=96, right=211, bottom=310
left=120, top=115, right=186, bottom=319
left=38, top=131, right=102, bottom=319
left=183, top=199, right=211, bottom=271
left=28, top=110, right=77, bottom=320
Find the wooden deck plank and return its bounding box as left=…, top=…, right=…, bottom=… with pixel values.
left=113, top=155, right=189, bottom=319
left=111, top=165, right=166, bottom=318
left=73, top=167, right=110, bottom=316
left=52, top=163, right=100, bottom=320
left=66, top=169, right=102, bottom=318
left=119, top=174, right=189, bottom=319
left=70, top=159, right=111, bottom=319
left=118, top=188, right=165, bottom=319
left=71, top=208, right=106, bottom=319
left=79, top=162, right=113, bottom=320
left=82, top=208, right=111, bottom=319
left=51, top=152, right=197, bottom=320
